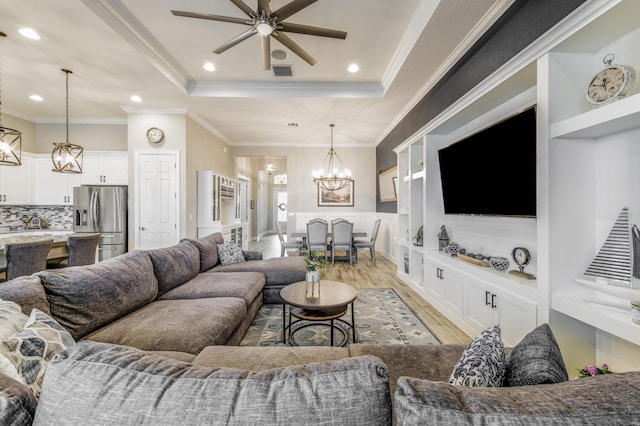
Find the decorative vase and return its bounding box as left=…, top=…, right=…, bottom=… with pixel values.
left=490, top=257, right=510, bottom=272
left=306, top=270, right=320, bottom=283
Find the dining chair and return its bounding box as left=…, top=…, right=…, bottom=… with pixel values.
left=331, top=220, right=353, bottom=265
left=275, top=221, right=303, bottom=257
left=3, top=239, right=53, bottom=281
left=307, top=220, right=329, bottom=260
left=66, top=233, right=101, bottom=266
left=354, top=219, right=381, bottom=263
left=309, top=218, right=328, bottom=224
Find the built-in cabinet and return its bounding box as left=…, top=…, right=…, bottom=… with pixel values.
left=395, top=0, right=640, bottom=366
left=0, top=154, right=33, bottom=205
left=197, top=170, right=247, bottom=249
left=34, top=157, right=82, bottom=205
left=81, top=152, right=128, bottom=185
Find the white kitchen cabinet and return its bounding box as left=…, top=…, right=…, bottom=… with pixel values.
left=81, top=152, right=128, bottom=185
left=0, top=154, right=33, bottom=205
left=34, top=157, right=81, bottom=205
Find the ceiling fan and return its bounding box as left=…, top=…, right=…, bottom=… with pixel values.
left=171, top=0, right=347, bottom=70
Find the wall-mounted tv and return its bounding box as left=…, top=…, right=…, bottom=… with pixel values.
left=438, top=107, right=536, bottom=217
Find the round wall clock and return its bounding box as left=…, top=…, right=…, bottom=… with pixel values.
left=508, top=247, right=536, bottom=280
left=146, top=127, right=165, bottom=144
left=586, top=54, right=635, bottom=107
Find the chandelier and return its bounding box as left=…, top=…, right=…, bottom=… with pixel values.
left=51, top=69, right=83, bottom=174
left=0, top=52, right=22, bottom=166
left=264, top=158, right=277, bottom=175
left=313, top=124, right=352, bottom=191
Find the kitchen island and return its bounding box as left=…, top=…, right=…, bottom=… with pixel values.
left=0, top=230, right=73, bottom=259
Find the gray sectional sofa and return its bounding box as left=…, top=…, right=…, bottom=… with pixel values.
left=1, top=232, right=639, bottom=425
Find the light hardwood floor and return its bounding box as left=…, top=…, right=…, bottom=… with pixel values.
left=249, top=233, right=471, bottom=345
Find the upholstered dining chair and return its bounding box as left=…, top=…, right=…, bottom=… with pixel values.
left=354, top=219, right=381, bottom=263
left=307, top=220, right=329, bottom=260
left=3, top=239, right=53, bottom=281
left=331, top=220, right=353, bottom=265
left=66, top=233, right=101, bottom=266
left=276, top=221, right=303, bottom=257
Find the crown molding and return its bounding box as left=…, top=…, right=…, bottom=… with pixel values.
left=188, top=81, right=384, bottom=98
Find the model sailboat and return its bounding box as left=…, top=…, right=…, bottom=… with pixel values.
left=577, top=207, right=640, bottom=298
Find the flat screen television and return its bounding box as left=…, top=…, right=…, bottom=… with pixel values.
left=438, top=107, right=536, bottom=217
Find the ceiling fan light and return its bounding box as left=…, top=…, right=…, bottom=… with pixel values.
left=256, top=22, right=273, bottom=37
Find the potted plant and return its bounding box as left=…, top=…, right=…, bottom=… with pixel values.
left=301, top=249, right=327, bottom=282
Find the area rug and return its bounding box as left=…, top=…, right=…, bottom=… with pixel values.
left=240, top=288, right=440, bottom=347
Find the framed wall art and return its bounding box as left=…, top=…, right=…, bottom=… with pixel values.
left=378, top=165, right=397, bottom=202
left=317, top=182, right=354, bottom=207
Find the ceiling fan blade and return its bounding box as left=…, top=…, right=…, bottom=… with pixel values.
left=258, top=0, right=271, bottom=18
left=171, top=10, right=249, bottom=25
left=272, top=31, right=316, bottom=66
left=230, top=0, right=257, bottom=18
left=261, top=34, right=271, bottom=70
left=272, top=0, right=317, bottom=22
left=213, top=28, right=257, bottom=54
left=278, top=22, right=347, bottom=39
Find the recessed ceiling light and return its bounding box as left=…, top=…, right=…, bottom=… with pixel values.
left=203, top=62, right=216, bottom=71
left=130, top=95, right=142, bottom=102
left=287, top=122, right=298, bottom=128
left=348, top=63, right=359, bottom=73
left=29, top=95, right=43, bottom=102
left=271, top=50, right=288, bottom=60
left=18, top=28, right=40, bottom=40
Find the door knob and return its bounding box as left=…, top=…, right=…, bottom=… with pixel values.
left=140, top=227, right=146, bottom=231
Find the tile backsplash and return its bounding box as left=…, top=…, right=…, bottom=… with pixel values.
left=0, top=206, right=73, bottom=230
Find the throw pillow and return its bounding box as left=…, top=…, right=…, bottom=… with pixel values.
left=0, top=299, right=28, bottom=340
left=504, top=323, right=568, bottom=386
left=449, top=324, right=506, bottom=387
left=2, top=309, right=75, bottom=398
left=217, top=243, right=246, bottom=266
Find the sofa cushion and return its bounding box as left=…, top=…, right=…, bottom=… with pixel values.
left=217, top=243, right=246, bottom=266
left=159, top=272, right=265, bottom=307
left=193, top=345, right=351, bottom=370
left=505, top=323, right=568, bottom=387
left=0, top=300, right=28, bottom=341
left=449, top=324, right=505, bottom=387
left=0, top=276, right=50, bottom=316
left=183, top=232, right=225, bottom=272
left=0, top=373, right=37, bottom=426
left=211, top=256, right=307, bottom=285
left=147, top=241, right=200, bottom=296
left=35, top=341, right=392, bottom=426
left=2, top=309, right=74, bottom=398
left=394, top=372, right=640, bottom=425
left=36, top=250, right=157, bottom=340
left=82, top=298, right=247, bottom=354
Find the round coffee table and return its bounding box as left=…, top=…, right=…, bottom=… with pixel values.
left=280, top=280, right=357, bottom=346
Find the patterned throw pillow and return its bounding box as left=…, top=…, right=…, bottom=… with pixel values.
left=505, top=323, right=568, bottom=386
left=217, top=243, right=246, bottom=266
left=449, top=324, right=506, bottom=387
left=2, top=309, right=75, bottom=398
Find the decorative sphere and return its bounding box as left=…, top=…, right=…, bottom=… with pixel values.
left=490, top=257, right=510, bottom=272
left=446, top=242, right=460, bottom=256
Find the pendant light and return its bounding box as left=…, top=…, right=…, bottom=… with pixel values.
left=51, top=68, right=83, bottom=173
left=264, top=158, right=277, bottom=175
left=0, top=38, right=22, bottom=167
left=312, top=124, right=352, bottom=191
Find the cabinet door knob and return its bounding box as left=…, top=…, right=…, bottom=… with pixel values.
left=485, top=291, right=491, bottom=306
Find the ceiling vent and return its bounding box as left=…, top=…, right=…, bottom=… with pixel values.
left=273, top=65, right=293, bottom=77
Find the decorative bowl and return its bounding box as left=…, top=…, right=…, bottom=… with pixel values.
left=490, top=257, right=510, bottom=272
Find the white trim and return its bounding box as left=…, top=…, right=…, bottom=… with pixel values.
left=188, top=81, right=384, bottom=99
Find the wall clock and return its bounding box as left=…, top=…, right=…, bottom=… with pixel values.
left=586, top=53, right=635, bottom=107
left=508, top=247, right=536, bottom=280
left=146, top=127, right=165, bottom=144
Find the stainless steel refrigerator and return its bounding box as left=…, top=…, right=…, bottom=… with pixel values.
left=73, top=185, right=128, bottom=261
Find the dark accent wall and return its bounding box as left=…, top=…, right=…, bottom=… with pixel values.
left=376, top=0, right=586, bottom=213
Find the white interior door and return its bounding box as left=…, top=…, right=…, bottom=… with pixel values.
left=274, top=189, right=288, bottom=233
left=256, top=170, right=268, bottom=236
left=136, top=152, right=178, bottom=250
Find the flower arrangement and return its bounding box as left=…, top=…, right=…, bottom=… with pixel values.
left=576, top=363, right=613, bottom=378
left=300, top=249, right=327, bottom=271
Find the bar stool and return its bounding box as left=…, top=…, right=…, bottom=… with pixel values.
left=2, top=239, right=53, bottom=282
